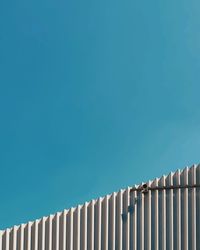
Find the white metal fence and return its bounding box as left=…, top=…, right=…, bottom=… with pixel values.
left=0, top=164, right=200, bottom=250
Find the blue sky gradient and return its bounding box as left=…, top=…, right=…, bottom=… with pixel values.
left=0, top=0, right=200, bottom=229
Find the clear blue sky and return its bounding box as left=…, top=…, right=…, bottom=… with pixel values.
left=0, top=0, right=200, bottom=229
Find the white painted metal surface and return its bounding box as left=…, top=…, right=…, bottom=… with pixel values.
left=0, top=164, right=200, bottom=249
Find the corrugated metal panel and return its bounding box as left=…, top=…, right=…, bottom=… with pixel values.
left=0, top=164, right=200, bottom=250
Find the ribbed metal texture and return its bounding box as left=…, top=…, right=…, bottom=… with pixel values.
left=0, top=164, right=200, bottom=250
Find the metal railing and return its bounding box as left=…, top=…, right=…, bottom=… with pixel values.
left=0, top=164, right=200, bottom=250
